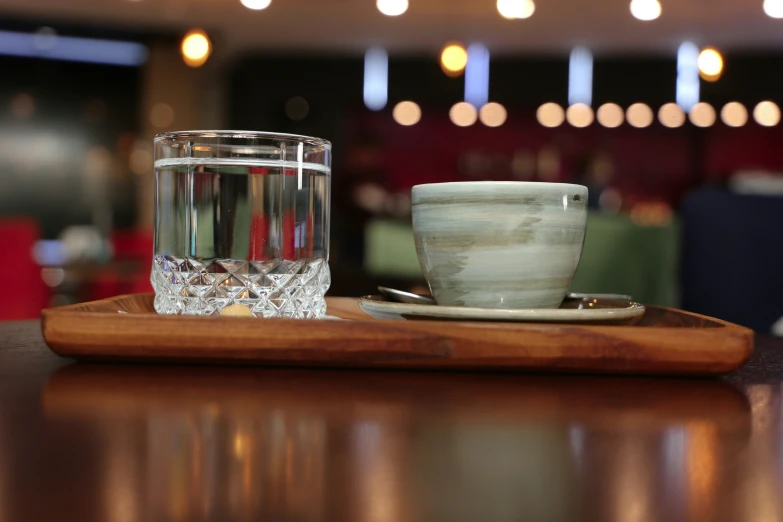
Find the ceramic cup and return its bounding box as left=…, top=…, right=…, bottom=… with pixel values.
left=411, top=181, right=588, bottom=309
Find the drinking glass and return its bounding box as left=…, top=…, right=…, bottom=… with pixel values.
left=152, top=131, right=331, bottom=318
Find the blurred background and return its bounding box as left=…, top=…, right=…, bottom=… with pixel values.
left=1, top=0, right=782, bottom=332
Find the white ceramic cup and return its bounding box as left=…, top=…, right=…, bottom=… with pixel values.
left=411, top=181, right=588, bottom=309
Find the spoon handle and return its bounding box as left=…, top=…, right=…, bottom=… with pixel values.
left=567, top=292, right=633, bottom=301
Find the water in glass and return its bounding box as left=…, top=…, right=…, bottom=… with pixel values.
left=152, top=157, right=330, bottom=318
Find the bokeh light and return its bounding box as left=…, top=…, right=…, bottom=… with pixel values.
left=9, top=93, right=35, bottom=119
left=763, top=0, right=783, bottom=18
left=85, top=146, right=112, bottom=177
left=377, top=0, right=408, bottom=16
left=720, top=102, right=747, bottom=127
left=566, top=103, right=594, bottom=128
left=497, top=0, right=535, bottom=19
left=450, top=102, right=478, bottom=127
left=240, top=0, right=271, bottom=9
left=33, top=27, right=58, bottom=50
left=41, top=267, right=65, bottom=288
left=181, top=30, right=211, bottom=67
left=392, top=101, right=421, bottom=126
left=630, top=0, right=661, bottom=21
left=537, top=102, right=565, bottom=128
left=626, top=103, right=654, bottom=128
left=479, top=102, right=507, bottom=127
left=285, top=96, right=309, bottom=121
left=658, top=103, right=685, bottom=128
left=596, top=103, right=624, bottom=128
left=130, top=146, right=153, bottom=176
left=149, top=103, right=174, bottom=128
left=364, top=47, right=388, bottom=111
left=630, top=202, right=674, bottom=226
left=753, top=101, right=781, bottom=126
left=441, top=43, right=468, bottom=76
left=599, top=188, right=623, bottom=213
left=698, top=48, right=723, bottom=81
left=689, top=102, right=717, bottom=127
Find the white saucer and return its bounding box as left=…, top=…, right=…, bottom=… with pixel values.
left=358, top=295, right=646, bottom=325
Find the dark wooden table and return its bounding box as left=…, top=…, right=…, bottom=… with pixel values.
left=2, top=321, right=782, bottom=522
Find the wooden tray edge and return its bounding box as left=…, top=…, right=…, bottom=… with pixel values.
left=41, top=294, right=755, bottom=376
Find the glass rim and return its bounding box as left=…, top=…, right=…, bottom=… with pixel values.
left=412, top=181, right=588, bottom=191
left=154, top=130, right=331, bottom=148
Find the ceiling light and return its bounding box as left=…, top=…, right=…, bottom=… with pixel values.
left=763, top=0, right=783, bottom=18
left=392, top=101, right=421, bottom=126
left=0, top=29, right=147, bottom=66
left=658, top=103, right=685, bottom=128
left=441, top=43, right=468, bottom=76
left=479, top=102, right=507, bottom=127
left=364, top=47, right=388, bottom=111
left=677, top=42, right=700, bottom=111
left=689, top=102, right=716, bottom=127
left=627, top=103, right=653, bottom=128
left=698, top=48, right=723, bottom=81
left=720, top=102, right=747, bottom=127
left=566, top=103, right=594, bottom=128
left=181, top=30, right=211, bottom=67
left=568, top=46, right=593, bottom=106
left=753, top=101, right=781, bottom=126
left=450, top=102, right=478, bottom=127
left=596, top=103, right=624, bottom=128
left=464, top=43, right=490, bottom=108
left=377, top=0, right=408, bottom=16
left=240, top=0, right=271, bottom=9
left=497, top=0, right=535, bottom=19
left=537, top=103, right=565, bottom=128
left=630, top=0, right=661, bottom=21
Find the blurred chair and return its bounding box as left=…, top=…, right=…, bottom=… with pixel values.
left=86, top=229, right=153, bottom=301
left=112, top=228, right=153, bottom=295
left=0, top=218, right=49, bottom=320
left=112, top=228, right=153, bottom=262
left=681, top=188, right=783, bottom=332
left=364, top=218, right=421, bottom=278
left=570, top=212, right=679, bottom=307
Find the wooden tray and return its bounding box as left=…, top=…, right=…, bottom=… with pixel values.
left=41, top=293, right=754, bottom=376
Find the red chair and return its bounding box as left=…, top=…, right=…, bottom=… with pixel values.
left=81, top=229, right=155, bottom=302
left=113, top=228, right=153, bottom=296
left=0, top=218, right=49, bottom=320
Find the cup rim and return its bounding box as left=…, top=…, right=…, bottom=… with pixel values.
left=154, top=130, right=331, bottom=148
left=412, top=181, right=587, bottom=192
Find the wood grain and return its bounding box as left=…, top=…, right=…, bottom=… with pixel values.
left=41, top=293, right=754, bottom=375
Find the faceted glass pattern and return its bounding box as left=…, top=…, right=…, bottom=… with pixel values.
left=152, top=256, right=330, bottom=319
left=153, top=131, right=331, bottom=319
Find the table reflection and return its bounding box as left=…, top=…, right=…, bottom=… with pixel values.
left=43, top=366, right=757, bottom=522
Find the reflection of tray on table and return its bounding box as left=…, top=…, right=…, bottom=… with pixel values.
left=41, top=294, right=753, bottom=376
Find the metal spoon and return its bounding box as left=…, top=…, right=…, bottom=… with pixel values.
left=378, top=286, right=632, bottom=305
left=567, top=292, right=633, bottom=301
left=378, top=286, right=436, bottom=305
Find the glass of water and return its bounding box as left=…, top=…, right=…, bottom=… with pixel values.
left=152, top=131, right=331, bottom=318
